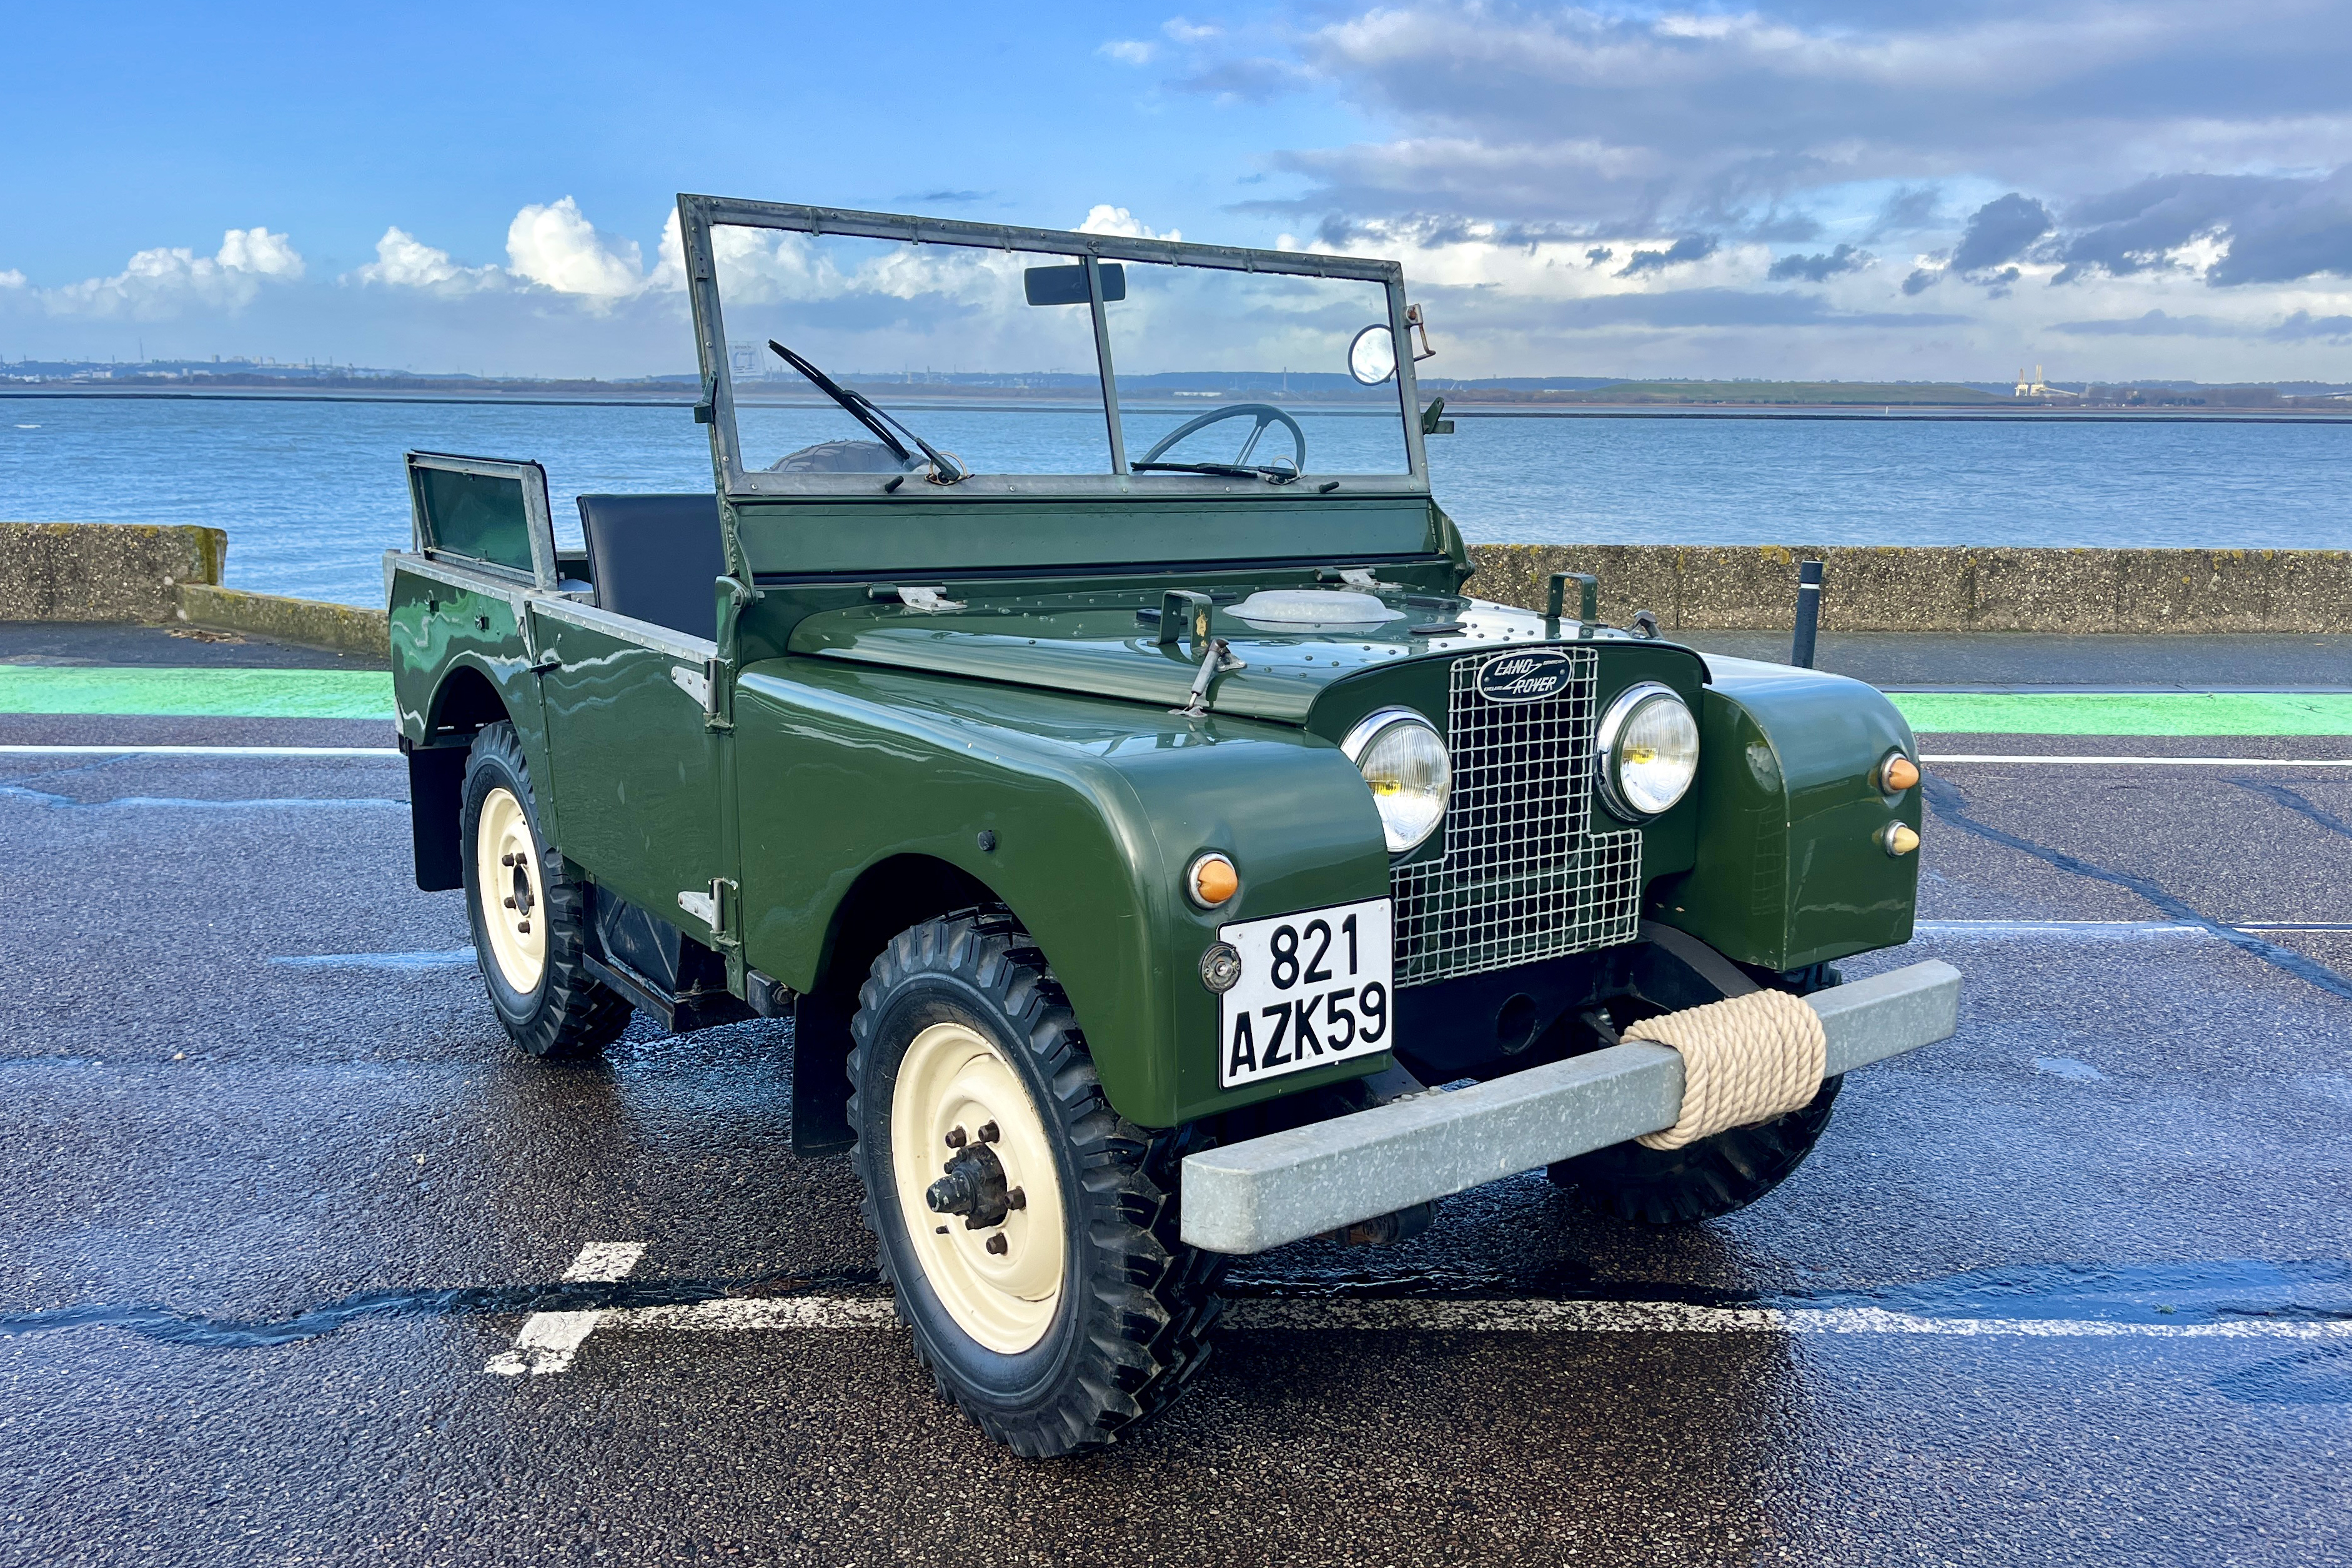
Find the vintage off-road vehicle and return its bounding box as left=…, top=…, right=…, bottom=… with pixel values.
left=389, top=196, right=1958, bottom=1456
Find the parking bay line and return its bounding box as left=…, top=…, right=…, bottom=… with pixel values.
left=489, top=1284, right=2352, bottom=1375
left=485, top=1242, right=647, bottom=1376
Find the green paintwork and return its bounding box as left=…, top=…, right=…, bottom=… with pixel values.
left=731, top=658, right=1392, bottom=1124
left=1655, top=655, right=1921, bottom=971
left=733, top=495, right=1439, bottom=577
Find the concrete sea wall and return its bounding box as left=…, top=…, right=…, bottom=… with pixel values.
left=0, top=520, right=389, bottom=657
left=0, top=521, right=226, bottom=623
left=6, top=522, right=2350, bottom=643
left=1467, top=543, right=2352, bottom=634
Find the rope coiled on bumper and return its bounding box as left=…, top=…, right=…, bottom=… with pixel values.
left=1625, top=989, right=1827, bottom=1150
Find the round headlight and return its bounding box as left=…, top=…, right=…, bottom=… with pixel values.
left=1341, top=708, right=1451, bottom=855
left=1596, top=683, right=1699, bottom=819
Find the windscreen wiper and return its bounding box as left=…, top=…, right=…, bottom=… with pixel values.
left=1130, top=459, right=1301, bottom=484
left=766, top=340, right=967, bottom=484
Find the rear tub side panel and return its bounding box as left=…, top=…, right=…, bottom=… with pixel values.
left=730, top=660, right=1393, bottom=1128
left=387, top=560, right=557, bottom=862
left=1656, top=658, right=1921, bottom=970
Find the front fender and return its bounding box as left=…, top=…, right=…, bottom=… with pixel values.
left=1652, top=655, right=1920, bottom=970
left=731, top=659, right=1394, bottom=1128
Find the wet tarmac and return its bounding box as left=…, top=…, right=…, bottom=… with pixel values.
left=2, top=659, right=2350, bottom=1563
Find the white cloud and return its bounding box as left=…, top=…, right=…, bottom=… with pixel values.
left=1100, top=39, right=1156, bottom=65
left=1163, top=17, right=1221, bottom=43
left=0, top=269, right=24, bottom=290
left=1079, top=204, right=1182, bottom=241
left=505, top=197, right=646, bottom=299
left=21, top=227, right=305, bottom=319
left=646, top=209, right=688, bottom=293
left=351, top=226, right=505, bottom=294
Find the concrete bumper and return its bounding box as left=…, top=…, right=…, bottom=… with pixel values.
left=1178, top=960, right=1962, bottom=1255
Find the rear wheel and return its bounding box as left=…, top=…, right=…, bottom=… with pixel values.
left=459, top=722, right=630, bottom=1059
left=848, top=911, right=1224, bottom=1457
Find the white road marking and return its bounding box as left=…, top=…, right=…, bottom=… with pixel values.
left=563, top=1291, right=2352, bottom=1342
left=1925, top=753, right=2352, bottom=767
left=485, top=1242, right=647, bottom=1376
left=269, top=948, right=475, bottom=970
left=0, top=745, right=401, bottom=757
left=1915, top=920, right=2352, bottom=940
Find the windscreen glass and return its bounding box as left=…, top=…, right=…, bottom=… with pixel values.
left=712, top=227, right=1113, bottom=483
left=1103, top=264, right=1411, bottom=477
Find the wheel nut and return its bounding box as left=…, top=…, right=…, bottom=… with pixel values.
left=517, top=921, right=530, bottom=935
left=1006, top=1187, right=1026, bottom=1211
left=503, top=896, right=516, bottom=909
left=985, top=1234, right=1008, bottom=1256
left=501, top=853, right=515, bottom=868
left=976, top=1121, right=999, bottom=1143
left=944, top=1126, right=967, bottom=1149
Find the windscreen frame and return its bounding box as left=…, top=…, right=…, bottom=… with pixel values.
left=677, top=193, right=1431, bottom=503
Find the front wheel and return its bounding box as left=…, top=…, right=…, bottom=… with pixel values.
left=848, top=911, right=1223, bottom=1457
left=1547, top=1076, right=1842, bottom=1224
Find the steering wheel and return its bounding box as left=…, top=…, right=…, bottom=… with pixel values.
left=1138, top=403, right=1306, bottom=471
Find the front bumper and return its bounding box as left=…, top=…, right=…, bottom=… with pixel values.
left=1178, top=959, right=1960, bottom=1255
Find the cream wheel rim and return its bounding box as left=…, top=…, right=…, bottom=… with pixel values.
left=890, top=1020, right=1067, bottom=1354
left=475, top=786, right=547, bottom=994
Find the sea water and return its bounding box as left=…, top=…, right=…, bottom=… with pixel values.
left=3, top=395, right=2348, bottom=606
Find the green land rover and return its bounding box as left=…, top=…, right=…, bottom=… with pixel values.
left=388, top=196, right=1958, bottom=1456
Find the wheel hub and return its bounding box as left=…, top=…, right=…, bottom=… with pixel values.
left=890, top=1021, right=1066, bottom=1354
left=474, top=786, right=547, bottom=994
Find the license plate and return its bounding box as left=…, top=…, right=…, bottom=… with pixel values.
left=1216, top=898, right=1394, bottom=1089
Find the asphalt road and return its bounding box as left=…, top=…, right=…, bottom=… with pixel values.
left=1, top=707, right=2348, bottom=1564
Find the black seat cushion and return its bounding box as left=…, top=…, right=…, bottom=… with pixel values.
left=575, top=494, right=725, bottom=638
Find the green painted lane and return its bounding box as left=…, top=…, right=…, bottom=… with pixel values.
left=0, top=667, right=2346, bottom=735
left=1889, top=691, right=2352, bottom=737
left=0, top=667, right=395, bottom=719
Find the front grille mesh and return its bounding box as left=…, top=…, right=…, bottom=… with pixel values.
left=1392, top=647, right=1644, bottom=987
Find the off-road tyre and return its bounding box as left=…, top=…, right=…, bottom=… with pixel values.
left=848, top=911, right=1226, bottom=1457
left=459, top=722, right=631, bottom=1059
left=1547, top=1074, right=1842, bottom=1224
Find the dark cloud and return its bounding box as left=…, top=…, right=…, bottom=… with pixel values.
left=2051, top=310, right=2237, bottom=337
left=1900, top=268, right=1940, bottom=296
left=1767, top=244, right=1872, bottom=283
left=1265, top=2, right=2352, bottom=236
left=2049, top=309, right=2352, bottom=342
left=1867, top=187, right=1944, bottom=242
left=904, top=190, right=990, bottom=206
left=1951, top=194, right=2052, bottom=274
left=1414, top=283, right=1968, bottom=332
left=1585, top=246, right=1614, bottom=265
left=1617, top=236, right=1717, bottom=277
left=2267, top=310, right=2352, bottom=342
left=2050, top=166, right=2352, bottom=287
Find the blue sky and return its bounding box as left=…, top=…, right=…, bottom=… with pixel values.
left=6, top=0, right=2351, bottom=381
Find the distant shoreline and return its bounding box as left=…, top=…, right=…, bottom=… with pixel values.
left=4, top=385, right=2349, bottom=424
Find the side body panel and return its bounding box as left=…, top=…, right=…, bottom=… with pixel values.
left=532, top=605, right=725, bottom=933
left=731, top=658, right=1393, bottom=1127
left=1656, top=657, right=1921, bottom=970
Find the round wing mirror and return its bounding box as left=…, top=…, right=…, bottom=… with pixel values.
left=1347, top=324, right=1398, bottom=386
